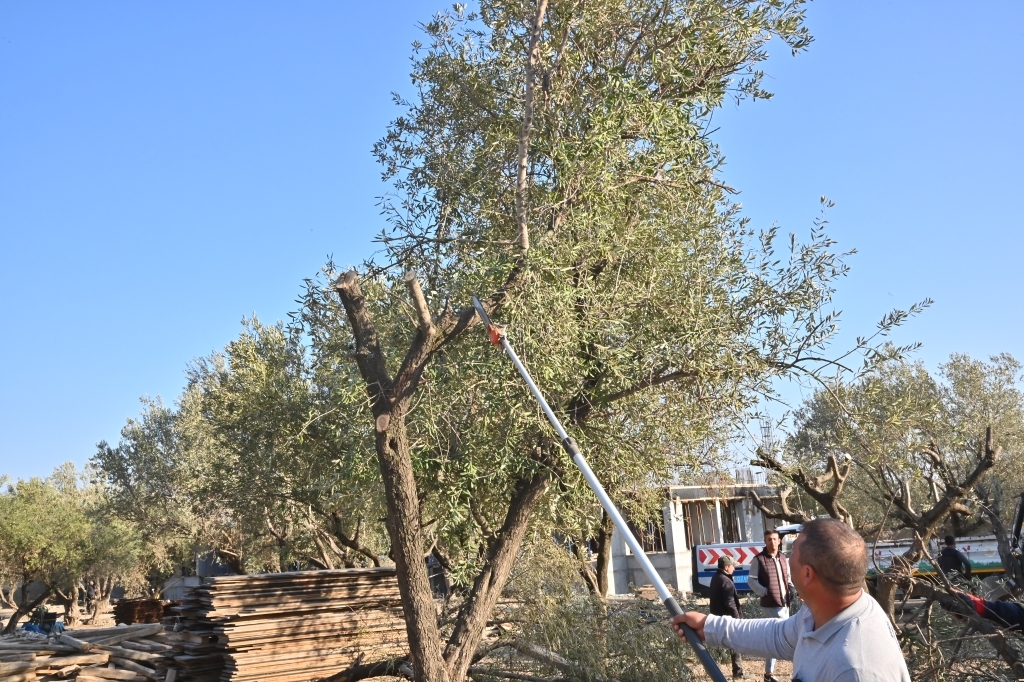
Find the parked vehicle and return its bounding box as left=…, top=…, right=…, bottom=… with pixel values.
left=693, top=530, right=1006, bottom=594
left=691, top=541, right=766, bottom=594
left=865, top=535, right=1003, bottom=577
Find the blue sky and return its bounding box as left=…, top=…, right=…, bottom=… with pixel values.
left=1, top=1, right=1022, bottom=481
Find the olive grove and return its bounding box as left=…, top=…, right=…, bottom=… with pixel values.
left=79, top=1, right=966, bottom=681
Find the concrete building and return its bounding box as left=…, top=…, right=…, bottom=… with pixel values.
left=606, top=482, right=782, bottom=596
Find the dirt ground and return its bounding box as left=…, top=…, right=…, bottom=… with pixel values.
left=690, top=656, right=794, bottom=681
left=0, top=604, right=117, bottom=630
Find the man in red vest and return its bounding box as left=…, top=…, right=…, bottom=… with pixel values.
left=747, top=529, right=796, bottom=682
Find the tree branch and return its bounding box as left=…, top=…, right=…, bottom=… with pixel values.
left=330, top=512, right=382, bottom=567
left=444, top=469, right=551, bottom=682
left=600, top=367, right=697, bottom=405
left=514, top=0, right=550, bottom=252
left=404, top=269, right=436, bottom=337
left=912, top=559, right=1024, bottom=676
left=748, top=488, right=811, bottom=525
left=334, top=270, right=395, bottom=406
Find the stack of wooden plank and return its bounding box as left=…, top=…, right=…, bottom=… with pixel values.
left=113, top=599, right=167, bottom=625
left=0, top=622, right=179, bottom=681
left=166, top=567, right=407, bottom=682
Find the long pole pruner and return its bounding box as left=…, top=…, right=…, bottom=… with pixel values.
left=471, top=298, right=727, bottom=682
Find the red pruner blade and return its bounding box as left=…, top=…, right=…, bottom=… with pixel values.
left=472, top=296, right=505, bottom=346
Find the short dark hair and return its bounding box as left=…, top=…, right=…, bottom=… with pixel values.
left=797, top=518, right=866, bottom=596
left=944, top=535, right=956, bottom=546
left=764, top=529, right=780, bottom=538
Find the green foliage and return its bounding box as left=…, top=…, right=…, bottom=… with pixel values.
left=0, top=464, right=145, bottom=597
left=184, top=318, right=388, bottom=570
left=301, top=0, right=917, bottom=585
left=494, top=534, right=696, bottom=682
left=784, top=353, right=1024, bottom=532
left=94, top=397, right=220, bottom=574
left=94, top=0, right=924, bottom=595
left=94, top=319, right=389, bottom=574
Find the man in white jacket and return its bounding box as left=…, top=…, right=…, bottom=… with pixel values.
left=671, top=519, right=910, bottom=682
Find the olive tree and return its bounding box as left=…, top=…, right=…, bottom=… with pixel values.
left=308, top=1, right=921, bottom=680
left=757, top=354, right=1024, bottom=621
left=0, top=465, right=144, bottom=632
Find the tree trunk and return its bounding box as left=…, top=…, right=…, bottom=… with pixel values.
left=573, top=540, right=600, bottom=596
left=375, top=410, right=450, bottom=682
left=873, top=571, right=903, bottom=624
left=0, top=584, right=18, bottom=609
left=875, top=430, right=1001, bottom=618
left=981, top=502, right=1024, bottom=595
left=2, top=583, right=51, bottom=635
left=333, top=267, right=524, bottom=682
left=594, top=511, right=613, bottom=599
left=442, top=470, right=550, bottom=682
left=91, top=575, right=114, bottom=620
left=54, top=587, right=81, bottom=627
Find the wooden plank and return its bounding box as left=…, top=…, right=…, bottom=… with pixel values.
left=66, top=624, right=164, bottom=639
left=162, top=567, right=408, bottom=682
left=53, top=663, right=81, bottom=678
left=95, top=645, right=162, bottom=663
left=0, top=659, right=37, bottom=674
left=2, top=672, right=37, bottom=682
left=89, top=624, right=165, bottom=647
left=76, top=666, right=146, bottom=680
left=41, top=652, right=111, bottom=667
left=109, top=656, right=160, bottom=681
left=0, top=643, right=77, bottom=652
left=56, top=633, right=93, bottom=652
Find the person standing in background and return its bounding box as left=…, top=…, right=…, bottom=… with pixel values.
left=709, top=555, right=746, bottom=679
left=747, top=529, right=796, bottom=682
left=937, top=535, right=973, bottom=580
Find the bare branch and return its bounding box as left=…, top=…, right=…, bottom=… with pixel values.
left=469, top=669, right=561, bottom=682
left=333, top=269, right=394, bottom=403
left=508, top=641, right=574, bottom=675
left=514, top=0, right=550, bottom=252
left=748, top=488, right=810, bottom=524
left=404, top=269, right=436, bottom=337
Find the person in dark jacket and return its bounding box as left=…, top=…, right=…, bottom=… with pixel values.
left=937, top=536, right=973, bottom=580
left=85, top=581, right=97, bottom=613
left=953, top=590, right=1024, bottom=630
left=709, top=555, right=745, bottom=678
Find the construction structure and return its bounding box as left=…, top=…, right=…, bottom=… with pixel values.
left=606, top=480, right=783, bottom=596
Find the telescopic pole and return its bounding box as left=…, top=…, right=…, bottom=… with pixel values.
left=471, top=298, right=727, bottom=682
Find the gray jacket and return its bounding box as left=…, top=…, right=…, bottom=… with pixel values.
left=704, top=591, right=910, bottom=682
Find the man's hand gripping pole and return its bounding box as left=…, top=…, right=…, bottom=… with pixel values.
left=471, top=298, right=726, bottom=682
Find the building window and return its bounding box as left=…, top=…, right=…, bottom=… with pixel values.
left=627, top=514, right=667, bottom=553
left=683, top=502, right=715, bottom=546
left=720, top=500, right=741, bottom=544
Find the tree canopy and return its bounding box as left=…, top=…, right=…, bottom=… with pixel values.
left=0, top=464, right=145, bottom=632
left=87, top=1, right=930, bottom=680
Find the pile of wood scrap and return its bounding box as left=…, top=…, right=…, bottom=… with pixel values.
left=0, top=622, right=178, bottom=681
left=166, top=567, right=407, bottom=682
left=113, top=600, right=168, bottom=625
